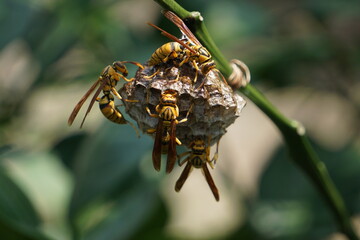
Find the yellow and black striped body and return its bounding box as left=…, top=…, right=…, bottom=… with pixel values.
left=147, top=89, right=186, bottom=173
left=148, top=42, right=185, bottom=66
left=156, top=92, right=180, bottom=153
left=160, top=108, right=178, bottom=154
left=187, top=139, right=208, bottom=166
left=188, top=141, right=207, bottom=168
left=146, top=12, right=221, bottom=86
left=189, top=45, right=214, bottom=72
left=68, top=60, right=143, bottom=129
left=98, top=94, right=127, bottom=124
left=195, top=46, right=216, bottom=74
left=175, top=138, right=220, bottom=201
left=148, top=41, right=216, bottom=77
left=97, top=62, right=129, bottom=125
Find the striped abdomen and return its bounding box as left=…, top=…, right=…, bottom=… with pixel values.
left=148, top=42, right=184, bottom=66
left=99, top=94, right=127, bottom=124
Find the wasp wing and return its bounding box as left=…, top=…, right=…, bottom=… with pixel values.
left=152, top=118, right=163, bottom=171
left=162, top=10, right=202, bottom=46
left=68, top=79, right=101, bottom=126
left=202, top=163, right=220, bottom=201
left=147, top=22, right=196, bottom=55
left=79, top=79, right=107, bottom=128
left=175, top=161, right=192, bottom=192
left=166, top=119, right=177, bottom=173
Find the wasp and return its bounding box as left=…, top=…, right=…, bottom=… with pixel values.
left=68, top=61, right=143, bottom=130
left=146, top=89, right=192, bottom=173
left=175, top=138, right=220, bottom=201
left=147, top=10, right=224, bottom=87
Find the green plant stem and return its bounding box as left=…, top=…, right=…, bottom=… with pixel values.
left=154, top=0, right=359, bottom=239
left=243, top=85, right=358, bottom=240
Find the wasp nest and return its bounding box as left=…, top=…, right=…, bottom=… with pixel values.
left=119, top=61, right=246, bottom=146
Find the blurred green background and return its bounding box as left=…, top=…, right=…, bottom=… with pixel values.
left=0, top=0, right=359, bottom=239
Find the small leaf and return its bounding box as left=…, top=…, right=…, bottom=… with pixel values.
left=52, top=132, right=88, bottom=172
left=82, top=180, right=159, bottom=240
left=68, top=123, right=153, bottom=223
left=129, top=197, right=169, bottom=240
left=0, top=168, right=40, bottom=228
left=0, top=167, right=49, bottom=239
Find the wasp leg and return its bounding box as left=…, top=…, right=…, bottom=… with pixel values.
left=204, top=137, right=215, bottom=169
left=177, top=152, right=191, bottom=166
left=111, top=87, right=122, bottom=100
left=143, top=69, right=160, bottom=79
left=195, top=78, right=207, bottom=91
left=128, top=120, right=140, bottom=138
left=178, top=51, right=191, bottom=67
left=178, top=58, right=187, bottom=67
left=168, top=71, right=180, bottom=83
left=214, top=69, right=228, bottom=86
left=177, top=103, right=193, bottom=124
left=211, top=138, right=221, bottom=167
left=124, top=99, right=139, bottom=103
left=191, top=60, right=200, bottom=84
left=195, top=68, right=210, bottom=91
left=146, top=107, right=159, bottom=118
left=177, top=118, right=187, bottom=124
left=111, top=72, right=132, bottom=82
left=120, top=76, right=135, bottom=82
left=147, top=128, right=156, bottom=134
left=209, top=156, right=215, bottom=169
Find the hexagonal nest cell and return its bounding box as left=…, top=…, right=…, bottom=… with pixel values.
left=119, top=61, right=246, bottom=146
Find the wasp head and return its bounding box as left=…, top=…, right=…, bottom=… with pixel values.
left=113, top=62, right=129, bottom=76
left=201, top=61, right=216, bottom=75
left=196, top=47, right=211, bottom=63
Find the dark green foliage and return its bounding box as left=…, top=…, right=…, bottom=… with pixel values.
left=0, top=167, right=50, bottom=240
left=0, top=0, right=359, bottom=239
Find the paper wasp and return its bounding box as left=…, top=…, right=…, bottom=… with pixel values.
left=68, top=61, right=143, bottom=130
left=175, top=138, right=220, bottom=201
left=147, top=10, right=224, bottom=86
left=146, top=89, right=191, bottom=173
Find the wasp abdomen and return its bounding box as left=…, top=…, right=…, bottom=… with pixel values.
left=148, top=42, right=184, bottom=66
left=190, top=156, right=203, bottom=168
left=99, top=95, right=127, bottom=124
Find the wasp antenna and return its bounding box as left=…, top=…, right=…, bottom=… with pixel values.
left=121, top=61, right=144, bottom=69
